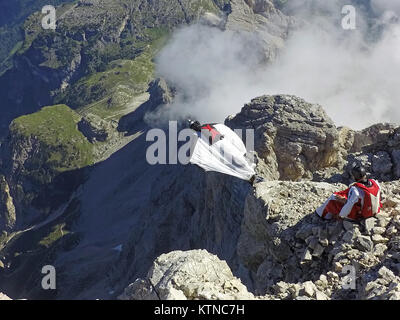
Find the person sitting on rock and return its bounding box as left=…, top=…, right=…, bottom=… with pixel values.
left=315, top=164, right=382, bottom=221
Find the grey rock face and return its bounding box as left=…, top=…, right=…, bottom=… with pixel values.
left=350, top=123, right=396, bottom=153
left=119, top=249, right=255, bottom=300
left=226, top=95, right=340, bottom=181
left=119, top=77, right=175, bottom=133
left=225, top=0, right=297, bottom=61
left=78, top=115, right=109, bottom=143
left=110, top=166, right=252, bottom=299
left=237, top=180, right=343, bottom=293
left=360, top=266, right=400, bottom=300
left=2, top=132, right=44, bottom=227
left=0, top=175, right=16, bottom=231
left=236, top=179, right=400, bottom=299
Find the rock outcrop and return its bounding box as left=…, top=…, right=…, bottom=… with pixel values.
left=119, top=250, right=254, bottom=300
left=0, top=0, right=232, bottom=136
left=226, top=94, right=400, bottom=185
left=1, top=104, right=92, bottom=228
left=226, top=95, right=340, bottom=181
left=122, top=179, right=400, bottom=300
left=225, top=0, right=297, bottom=61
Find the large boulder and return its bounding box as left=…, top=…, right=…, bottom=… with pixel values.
left=226, top=95, right=340, bottom=181
left=119, top=250, right=255, bottom=300
left=349, top=123, right=397, bottom=154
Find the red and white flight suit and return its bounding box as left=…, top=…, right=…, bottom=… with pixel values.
left=316, top=179, right=382, bottom=220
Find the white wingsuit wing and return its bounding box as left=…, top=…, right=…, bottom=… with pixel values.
left=189, top=123, right=255, bottom=181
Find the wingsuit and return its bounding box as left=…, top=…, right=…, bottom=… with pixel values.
left=188, top=119, right=259, bottom=183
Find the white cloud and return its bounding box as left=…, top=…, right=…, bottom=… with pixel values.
left=145, top=1, right=400, bottom=130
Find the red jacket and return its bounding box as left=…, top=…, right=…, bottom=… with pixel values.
left=334, top=179, right=382, bottom=220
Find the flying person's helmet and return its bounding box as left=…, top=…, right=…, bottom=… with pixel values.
left=188, top=119, right=202, bottom=132
left=350, top=163, right=367, bottom=182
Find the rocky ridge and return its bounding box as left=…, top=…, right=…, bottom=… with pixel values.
left=226, top=95, right=340, bottom=181
left=122, top=180, right=400, bottom=300
left=121, top=94, right=400, bottom=300
left=0, top=0, right=232, bottom=135
left=119, top=250, right=255, bottom=300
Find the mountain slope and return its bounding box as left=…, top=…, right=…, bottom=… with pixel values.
left=0, top=0, right=230, bottom=136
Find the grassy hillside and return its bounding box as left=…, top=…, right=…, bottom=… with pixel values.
left=10, top=104, right=94, bottom=173
left=56, top=27, right=169, bottom=120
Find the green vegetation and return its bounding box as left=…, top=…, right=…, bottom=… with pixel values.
left=1, top=0, right=221, bottom=122
left=10, top=104, right=94, bottom=173
left=9, top=41, right=23, bottom=57
left=39, top=223, right=70, bottom=248
left=57, top=27, right=169, bottom=119
left=77, top=59, right=153, bottom=119
left=0, top=27, right=22, bottom=74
